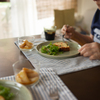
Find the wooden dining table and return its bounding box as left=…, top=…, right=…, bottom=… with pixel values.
left=0, top=35, right=100, bottom=100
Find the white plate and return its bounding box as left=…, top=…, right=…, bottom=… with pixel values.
left=36, top=40, right=81, bottom=59
left=0, top=80, right=33, bottom=100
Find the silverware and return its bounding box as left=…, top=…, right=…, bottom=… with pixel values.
left=65, top=25, right=72, bottom=42
left=65, top=37, right=72, bottom=42
left=43, top=70, right=59, bottom=100
left=49, top=89, right=59, bottom=100
left=49, top=70, right=59, bottom=100
left=62, top=34, right=72, bottom=42
left=62, top=24, right=72, bottom=42
left=62, top=34, right=65, bottom=42
left=49, top=82, right=59, bottom=100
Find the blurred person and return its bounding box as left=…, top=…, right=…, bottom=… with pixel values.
left=61, top=0, right=100, bottom=60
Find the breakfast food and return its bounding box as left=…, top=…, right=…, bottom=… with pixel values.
left=41, top=41, right=70, bottom=55
left=53, top=42, right=70, bottom=51
left=0, top=85, right=14, bottom=100
left=16, top=68, right=39, bottom=85
left=41, top=42, right=61, bottom=55
left=19, top=39, right=33, bottom=49
left=0, top=96, right=5, bottom=100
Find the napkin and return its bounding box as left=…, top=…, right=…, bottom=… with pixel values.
left=0, top=68, right=77, bottom=100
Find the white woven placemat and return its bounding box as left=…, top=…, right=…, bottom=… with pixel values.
left=15, top=37, right=100, bottom=75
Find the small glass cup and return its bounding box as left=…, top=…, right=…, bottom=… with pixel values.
left=43, top=26, right=56, bottom=40
left=18, top=35, right=35, bottom=51
left=12, top=59, right=40, bottom=87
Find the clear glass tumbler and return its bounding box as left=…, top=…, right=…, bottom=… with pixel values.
left=42, top=26, right=57, bottom=40
left=12, top=59, right=40, bottom=87
left=18, top=35, right=35, bottom=51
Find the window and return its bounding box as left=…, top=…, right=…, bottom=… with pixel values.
left=0, top=0, right=6, bottom=1
left=36, top=0, right=77, bottom=19
left=0, top=0, right=77, bottom=38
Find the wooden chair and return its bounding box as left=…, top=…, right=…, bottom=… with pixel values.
left=54, top=8, right=75, bottom=29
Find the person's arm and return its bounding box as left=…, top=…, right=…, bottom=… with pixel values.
left=71, top=31, right=93, bottom=45
left=61, top=25, right=100, bottom=60
left=61, top=25, right=93, bottom=45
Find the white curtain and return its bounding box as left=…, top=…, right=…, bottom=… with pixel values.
left=10, top=0, right=37, bottom=37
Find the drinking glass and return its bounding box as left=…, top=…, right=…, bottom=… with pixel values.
left=18, top=35, right=35, bottom=51
left=41, top=26, right=57, bottom=40
left=12, top=59, right=40, bottom=88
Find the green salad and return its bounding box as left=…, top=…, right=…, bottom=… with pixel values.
left=0, top=85, right=14, bottom=100
left=41, top=42, right=62, bottom=55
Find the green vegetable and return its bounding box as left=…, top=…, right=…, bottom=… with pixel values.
left=0, top=85, right=14, bottom=100
left=41, top=42, right=62, bottom=55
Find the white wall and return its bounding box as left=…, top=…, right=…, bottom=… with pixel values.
left=77, top=0, right=97, bottom=15
left=76, top=0, right=98, bottom=33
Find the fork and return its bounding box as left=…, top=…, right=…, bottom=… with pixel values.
left=62, top=34, right=65, bottom=42
left=62, top=34, right=72, bottom=42
left=43, top=70, right=59, bottom=100
left=62, top=24, right=72, bottom=42
left=49, top=71, right=59, bottom=100
left=49, top=86, right=59, bottom=100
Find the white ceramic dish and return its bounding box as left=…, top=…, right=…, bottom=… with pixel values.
left=36, top=40, right=81, bottom=59
left=0, top=80, right=33, bottom=100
